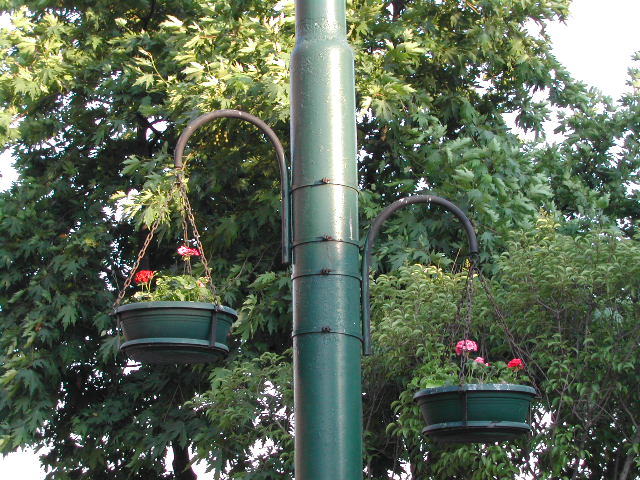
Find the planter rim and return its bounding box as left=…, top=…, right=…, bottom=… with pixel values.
left=423, top=420, right=531, bottom=433
left=121, top=337, right=230, bottom=352
left=115, top=301, right=237, bottom=316
left=414, top=383, right=536, bottom=399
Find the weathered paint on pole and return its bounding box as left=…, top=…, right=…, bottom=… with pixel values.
left=290, top=0, right=362, bottom=478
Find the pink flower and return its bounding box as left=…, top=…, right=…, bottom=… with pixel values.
left=474, top=356, right=488, bottom=366
left=178, top=245, right=200, bottom=257
left=197, top=281, right=205, bottom=288
left=508, top=358, right=525, bottom=370
left=455, top=339, right=478, bottom=356
left=134, top=270, right=155, bottom=285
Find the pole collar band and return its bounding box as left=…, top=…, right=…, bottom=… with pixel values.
left=291, top=269, right=362, bottom=281
left=292, top=328, right=363, bottom=342
left=291, top=182, right=360, bottom=193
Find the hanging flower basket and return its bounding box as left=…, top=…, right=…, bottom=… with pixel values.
left=413, top=383, right=536, bottom=443
left=115, top=301, right=237, bottom=364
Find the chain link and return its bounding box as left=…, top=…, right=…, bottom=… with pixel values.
left=476, top=270, right=552, bottom=391
left=181, top=197, right=192, bottom=276
left=176, top=169, right=218, bottom=302
left=453, top=259, right=478, bottom=338
left=465, top=261, right=477, bottom=339
left=454, top=257, right=478, bottom=383
left=476, top=271, right=529, bottom=362
left=113, top=217, right=161, bottom=310
left=452, top=259, right=546, bottom=389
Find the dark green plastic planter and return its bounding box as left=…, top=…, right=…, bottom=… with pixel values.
left=413, top=384, right=536, bottom=443
left=114, top=301, right=237, bottom=364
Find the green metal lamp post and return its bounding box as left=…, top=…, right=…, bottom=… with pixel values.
left=290, top=0, right=362, bottom=478
left=288, top=2, right=483, bottom=475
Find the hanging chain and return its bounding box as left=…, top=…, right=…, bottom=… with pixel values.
left=464, top=259, right=477, bottom=341
left=181, top=202, right=193, bottom=275
left=113, top=217, right=161, bottom=310
left=452, top=257, right=478, bottom=340
left=476, top=271, right=529, bottom=362
left=455, top=256, right=478, bottom=383
left=475, top=269, right=552, bottom=391
left=176, top=169, right=218, bottom=301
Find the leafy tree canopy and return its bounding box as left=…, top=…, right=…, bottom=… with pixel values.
left=0, top=0, right=638, bottom=478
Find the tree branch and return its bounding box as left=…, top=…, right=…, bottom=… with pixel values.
left=172, top=443, right=197, bottom=480
left=619, top=428, right=640, bottom=480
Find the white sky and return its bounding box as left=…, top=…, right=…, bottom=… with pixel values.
left=546, top=0, right=639, bottom=101
left=1, top=0, right=640, bottom=477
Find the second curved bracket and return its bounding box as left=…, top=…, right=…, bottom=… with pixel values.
left=361, top=195, right=479, bottom=355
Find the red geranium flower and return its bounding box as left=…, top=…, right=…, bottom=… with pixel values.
left=474, top=356, right=489, bottom=366
left=508, top=358, right=525, bottom=370
left=177, top=245, right=200, bottom=257
left=455, top=339, right=478, bottom=356
left=134, top=269, right=155, bottom=285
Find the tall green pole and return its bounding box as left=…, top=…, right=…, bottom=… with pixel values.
left=290, top=0, right=362, bottom=478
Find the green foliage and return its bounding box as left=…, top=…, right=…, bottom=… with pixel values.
left=191, top=351, right=294, bottom=478
left=235, top=270, right=292, bottom=347
left=534, top=68, right=640, bottom=235
left=112, top=156, right=183, bottom=230
left=419, top=354, right=531, bottom=387
left=130, top=274, right=219, bottom=304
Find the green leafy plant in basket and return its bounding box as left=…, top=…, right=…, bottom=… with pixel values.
left=422, top=339, right=530, bottom=388
left=413, top=339, right=536, bottom=443
left=132, top=272, right=217, bottom=303
left=127, top=246, right=220, bottom=304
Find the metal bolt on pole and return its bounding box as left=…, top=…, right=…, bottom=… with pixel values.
left=290, top=0, right=362, bottom=478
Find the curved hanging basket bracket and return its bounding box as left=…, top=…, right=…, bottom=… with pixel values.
left=361, top=195, right=479, bottom=355
left=174, top=109, right=292, bottom=265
